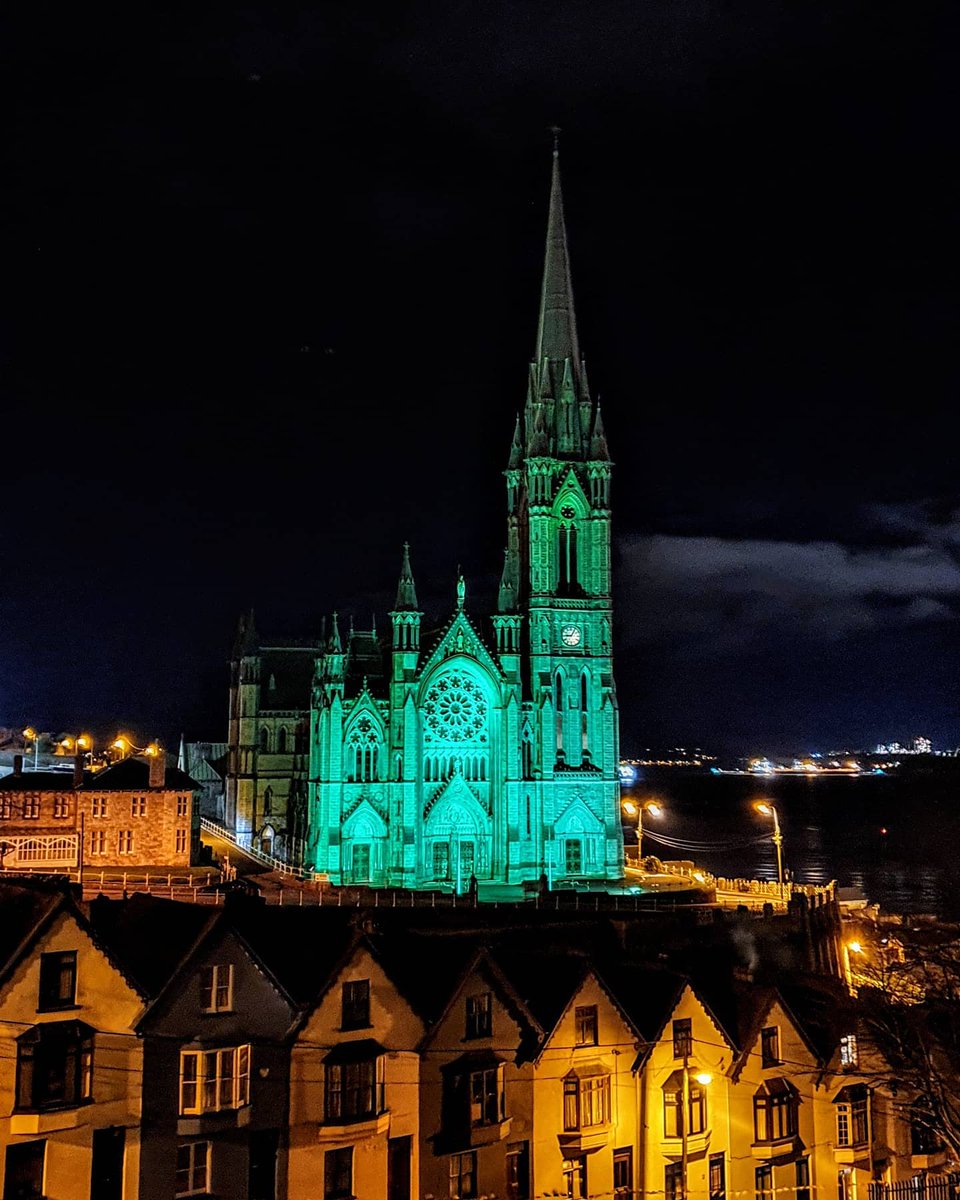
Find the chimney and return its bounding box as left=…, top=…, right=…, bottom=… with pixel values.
left=149, top=746, right=164, bottom=789
left=73, top=754, right=84, bottom=788
left=13, top=754, right=23, bottom=776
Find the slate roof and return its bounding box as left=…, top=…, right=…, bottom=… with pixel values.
left=343, top=631, right=387, bottom=700
left=226, top=906, right=359, bottom=1008
left=0, top=769, right=78, bottom=791
left=85, top=758, right=201, bottom=792
left=258, top=647, right=318, bottom=712
left=0, top=881, right=65, bottom=977
left=85, top=893, right=215, bottom=998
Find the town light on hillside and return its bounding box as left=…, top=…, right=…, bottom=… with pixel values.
left=22, top=728, right=40, bottom=770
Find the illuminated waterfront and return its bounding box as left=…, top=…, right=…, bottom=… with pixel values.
left=622, top=766, right=960, bottom=915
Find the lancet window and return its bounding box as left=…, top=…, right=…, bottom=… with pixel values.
left=346, top=716, right=380, bottom=783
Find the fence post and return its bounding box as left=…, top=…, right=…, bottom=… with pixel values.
left=299, top=890, right=303, bottom=906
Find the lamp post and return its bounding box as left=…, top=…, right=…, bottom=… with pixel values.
left=622, top=799, right=663, bottom=864
left=22, top=728, right=40, bottom=770
left=680, top=1050, right=712, bottom=1200
left=755, top=801, right=784, bottom=892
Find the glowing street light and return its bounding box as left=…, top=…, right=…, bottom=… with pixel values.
left=112, top=735, right=159, bottom=759
left=22, top=728, right=40, bottom=770
left=755, top=801, right=784, bottom=891
left=622, top=798, right=663, bottom=863
left=680, top=1048, right=712, bottom=1200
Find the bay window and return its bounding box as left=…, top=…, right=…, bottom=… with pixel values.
left=753, top=1078, right=799, bottom=1142
left=179, top=1045, right=250, bottom=1114
left=563, top=1067, right=610, bottom=1131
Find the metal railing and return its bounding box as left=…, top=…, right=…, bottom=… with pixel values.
left=199, top=817, right=305, bottom=877
left=868, top=1173, right=960, bottom=1200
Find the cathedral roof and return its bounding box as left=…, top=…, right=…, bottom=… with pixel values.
left=342, top=630, right=388, bottom=700
left=257, top=647, right=318, bottom=712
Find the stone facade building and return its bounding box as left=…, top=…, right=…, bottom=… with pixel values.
left=225, top=149, right=624, bottom=889
left=0, top=752, right=201, bottom=871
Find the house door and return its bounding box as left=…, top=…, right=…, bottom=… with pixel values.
left=353, top=844, right=371, bottom=882
left=4, top=1140, right=45, bottom=1200
left=91, top=1127, right=125, bottom=1200
left=249, top=1129, right=279, bottom=1200
left=387, top=1135, right=411, bottom=1200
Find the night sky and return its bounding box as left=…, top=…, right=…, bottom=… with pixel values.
left=6, top=1, right=959, bottom=758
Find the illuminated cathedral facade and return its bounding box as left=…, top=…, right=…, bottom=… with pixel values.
left=226, top=150, right=624, bottom=888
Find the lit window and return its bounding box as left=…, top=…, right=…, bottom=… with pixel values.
left=563, top=1068, right=610, bottom=1130
left=0, top=799, right=11, bottom=819
left=662, top=1069, right=707, bottom=1136
left=840, top=1033, right=859, bottom=1068
left=179, top=1045, right=250, bottom=1114
left=53, top=797, right=69, bottom=819
left=465, top=991, right=492, bottom=1039
left=760, top=1026, right=780, bottom=1067
left=199, top=965, right=233, bottom=1013
left=24, top=798, right=40, bottom=819
left=38, top=951, right=77, bottom=1011
left=575, top=1005, right=598, bottom=1046
left=835, top=1084, right=869, bottom=1147
left=753, top=1078, right=799, bottom=1141
left=175, top=1142, right=210, bottom=1197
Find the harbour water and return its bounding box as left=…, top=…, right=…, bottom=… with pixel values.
left=625, top=765, right=960, bottom=916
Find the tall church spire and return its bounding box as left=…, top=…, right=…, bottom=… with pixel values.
left=394, top=542, right=419, bottom=610
left=534, top=135, right=581, bottom=369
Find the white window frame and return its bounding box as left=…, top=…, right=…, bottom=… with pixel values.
left=179, top=1045, right=250, bottom=1114
left=200, top=965, right=234, bottom=1013
left=176, top=828, right=188, bottom=854
left=91, top=830, right=107, bottom=855
left=118, top=829, right=134, bottom=854
left=175, top=1141, right=210, bottom=1197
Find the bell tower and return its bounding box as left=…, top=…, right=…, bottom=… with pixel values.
left=499, top=139, right=622, bottom=881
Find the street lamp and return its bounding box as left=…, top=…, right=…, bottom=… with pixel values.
left=755, top=801, right=784, bottom=891
left=61, top=734, right=92, bottom=756
left=680, top=1049, right=712, bottom=1200
left=22, top=728, right=41, bottom=770
left=112, top=735, right=159, bottom=759
left=622, top=798, right=663, bottom=863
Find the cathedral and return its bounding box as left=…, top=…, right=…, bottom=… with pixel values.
left=225, top=149, right=624, bottom=889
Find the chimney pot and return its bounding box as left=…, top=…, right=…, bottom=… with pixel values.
left=149, top=747, right=164, bottom=789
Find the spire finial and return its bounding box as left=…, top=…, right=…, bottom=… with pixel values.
left=550, top=124, right=561, bottom=158
left=394, top=542, right=419, bottom=611
left=456, top=566, right=466, bottom=611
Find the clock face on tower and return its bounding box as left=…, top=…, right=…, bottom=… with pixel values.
left=561, top=624, right=582, bottom=648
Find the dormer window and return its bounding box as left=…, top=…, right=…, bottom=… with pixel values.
left=200, top=965, right=233, bottom=1013
left=341, top=979, right=370, bottom=1030
left=38, top=951, right=77, bottom=1011
left=760, top=1026, right=780, bottom=1067
left=465, top=991, right=492, bottom=1039
left=672, top=1018, right=692, bottom=1059
left=575, top=1005, right=598, bottom=1046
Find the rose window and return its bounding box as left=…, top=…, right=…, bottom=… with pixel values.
left=422, top=673, right=487, bottom=743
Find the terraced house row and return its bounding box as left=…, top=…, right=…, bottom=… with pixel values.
left=0, top=879, right=947, bottom=1199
